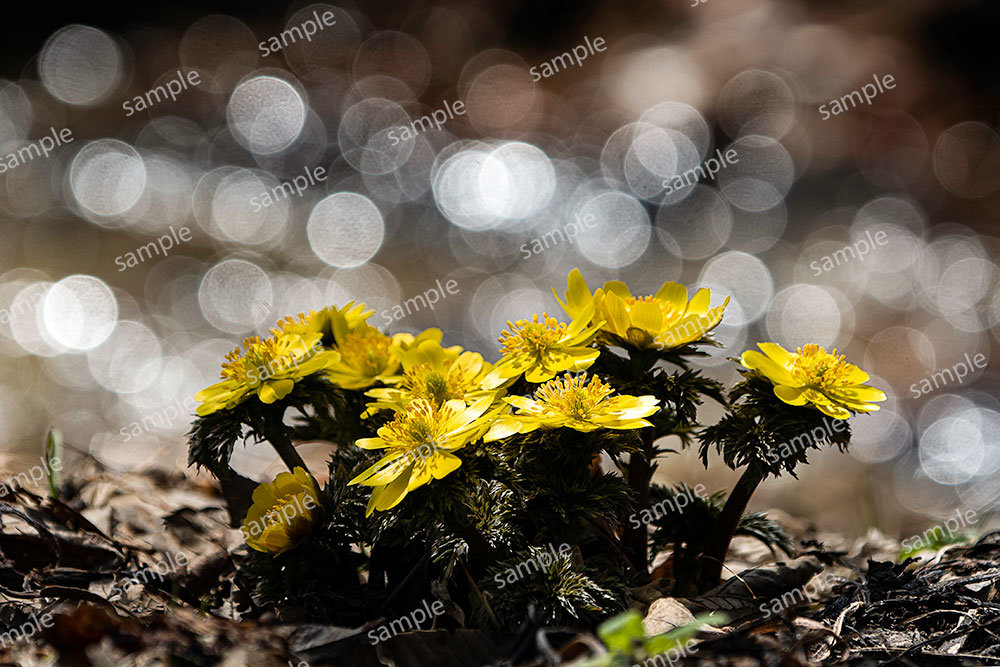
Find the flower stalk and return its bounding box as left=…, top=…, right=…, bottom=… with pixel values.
left=266, top=423, right=308, bottom=474
left=697, top=465, right=762, bottom=589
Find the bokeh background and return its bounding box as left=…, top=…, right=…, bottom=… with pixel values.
left=0, top=0, right=998, bottom=539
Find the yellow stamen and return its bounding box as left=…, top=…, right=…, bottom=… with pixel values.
left=789, top=344, right=853, bottom=386
left=533, top=374, right=614, bottom=419
left=338, top=327, right=392, bottom=377
left=499, top=314, right=568, bottom=357
left=220, top=336, right=300, bottom=385
left=624, top=294, right=681, bottom=320
left=380, top=400, right=451, bottom=451
left=403, top=365, right=454, bottom=403
left=273, top=311, right=313, bottom=337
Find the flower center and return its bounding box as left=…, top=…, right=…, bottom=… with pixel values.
left=274, top=312, right=312, bottom=337
left=338, top=327, right=392, bottom=377
left=221, top=336, right=298, bottom=385
left=381, top=399, right=453, bottom=452
left=499, top=314, right=567, bottom=357
left=624, top=295, right=680, bottom=322
left=405, top=365, right=454, bottom=404
left=790, top=344, right=852, bottom=386
left=267, top=493, right=313, bottom=541
left=534, top=374, right=614, bottom=419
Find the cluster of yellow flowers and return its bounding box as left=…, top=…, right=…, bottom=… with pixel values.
left=196, top=269, right=886, bottom=553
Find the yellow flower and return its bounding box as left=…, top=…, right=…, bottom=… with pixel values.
left=275, top=301, right=374, bottom=344
left=241, top=467, right=321, bottom=554
left=483, top=374, right=660, bottom=441
left=740, top=342, right=887, bottom=419
left=350, top=397, right=496, bottom=515
left=389, top=327, right=462, bottom=368
left=324, top=324, right=401, bottom=390
left=323, top=313, right=440, bottom=390
left=483, top=307, right=602, bottom=389
left=365, top=337, right=496, bottom=413
left=554, top=268, right=729, bottom=350
left=195, top=331, right=341, bottom=416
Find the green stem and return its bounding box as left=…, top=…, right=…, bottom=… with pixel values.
left=623, top=427, right=655, bottom=580
left=266, top=425, right=308, bottom=474
left=621, top=348, right=658, bottom=580
left=697, top=466, right=763, bottom=590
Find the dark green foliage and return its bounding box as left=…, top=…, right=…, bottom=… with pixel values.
left=480, top=543, right=627, bottom=632
left=486, top=428, right=637, bottom=535
left=238, top=457, right=372, bottom=622
left=644, top=367, right=726, bottom=446
left=735, top=511, right=794, bottom=558
left=187, top=402, right=257, bottom=477
left=645, top=484, right=792, bottom=592
left=236, top=525, right=369, bottom=624
left=187, top=376, right=357, bottom=479
left=647, top=484, right=726, bottom=571
left=592, top=343, right=726, bottom=447
left=290, top=378, right=380, bottom=446
left=699, top=371, right=852, bottom=480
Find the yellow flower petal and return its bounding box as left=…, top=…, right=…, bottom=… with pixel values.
left=600, top=293, right=631, bottom=337
left=741, top=350, right=799, bottom=386
left=241, top=467, right=319, bottom=555
left=628, top=299, right=664, bottom=335
left=372, top=469, right=413, bottom=512
left=484, top=417, right=523, bottom=442
left=686, top=288, right=712, bottom=317
left=774, top=385, right=809, bottom=406
left=561, top=268, right=593, bottom=318
left=654, top=281, right=688, bottom=312
left=815, top=402, right=851, bottom=419
left=602, top=280, right=632, bottom=298
left=747, top=342, right=885, bottom=419
left=349, top=450, right=411, bottom=486
left=827, top=385, right=887, bottom=403
left=259, top=379, right=295, bottom=404
left=757, top=342, right=793, bottom=366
